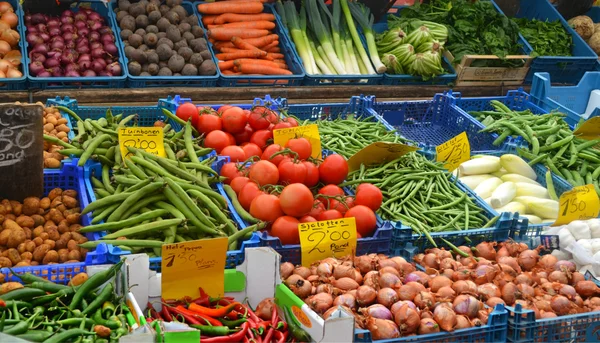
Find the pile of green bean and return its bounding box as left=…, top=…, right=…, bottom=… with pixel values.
left=471, top=101, right=600, bottom=195
left=341, top=152, right=495, bottom=246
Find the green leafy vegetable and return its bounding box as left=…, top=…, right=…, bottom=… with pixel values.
left=514, top=18, right=573, bottom=57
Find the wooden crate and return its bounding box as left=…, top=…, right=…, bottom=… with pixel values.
left=444, top=51, right=533, bottom=87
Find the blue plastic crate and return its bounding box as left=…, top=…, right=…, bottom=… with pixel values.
left=158, top=94, right=284, bottom=114
left=502, top=0, right=598, bottom=84
left=0, top=0, right=27, bottom=90
left=193, top=3, right=304, bottom=87
left=530, top=71, right=600, bottom=128
left=368, top=92, right=500, bottom=150
left=22, top=1, right=128, bottom=89
left=0, top=159, right=109, bottom=284
left=271, top=4, right=382, bottom=86
left=109, top=1, right=219, bottom=88
left=281, top=95, right=375, bottom=121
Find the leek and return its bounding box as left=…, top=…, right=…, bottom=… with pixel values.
left=275, top=1, right=287, bottom=29
left=355, top=45, right=368, bottom=74
left=340, top=0, right=376, bottom=74
left=346, top=0, right=386, bottom=73
left=299, top=6, right=319, bottom=74
left=306, top=0, right=346, bottom=74
left=309, top=39, right=334, bottom=75
left=284, top=2, right=315, bottom=74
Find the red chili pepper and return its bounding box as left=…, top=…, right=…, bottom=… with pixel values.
left=273, top=330, right=288, bottom=343
left=246, top=307, right=261, bottom=324
left=263, top=328, right=274, bottom=343
left=224, top=310, right=242, bottom=320
left=270, top=307, right=278, bottom=326
left=0, top=300, right=6, bottom=308
left=192, top=287, right=210, bottom=307
left=147, top=317, right=155, bottom=324
left=275, top=321, right=287, bottom=331
left=256, top=321, right=270, bottom=335
left=169, top=306, right=202, bottom=325
left=174, top=306, right=223, bottom=326
left=189, top=302, right=241, bottom=318
left=147, top=303, right=163, bottom=320
left=161, top=304, right=174, bottom=322
left=244, top=336, right=250, bottom=343
left=201, top=321, right=249, bottom=343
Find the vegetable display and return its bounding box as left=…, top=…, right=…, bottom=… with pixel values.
left=456, top=154, right=560, bottom=225
left=115, top=0, right=216, bottom=77
left=471, top=101, right=600, bottom=197
left=198, top=1, right=292, bottom=77
left=0, top=187, right=88, bottom=271
left=276, top=0, right=384, bottom=76
left=25, top=8, right=122, bottom=78
left=0, top=1, right=23, bottom=79
left=514, top=18, right=573, bottom=57
left=41, top=104, right=72, bottom=169
left=568, top=15, right=600, bottom=55
left=0, top=262, right=131, bottom=342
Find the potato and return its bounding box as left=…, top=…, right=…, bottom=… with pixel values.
left=0, top=273, right=4, bottom=283
left=66, top=213, right=81, bottom=225
left=70, top=232, right=87, bottom=244
left=44, top=220, right=57, bottom=232
left=7, top=228, right=25, bottom=248
left=31, top=215, right=45, bottom=227
left=3, top=219, right=21, bottom=231
left=39, top=198, right=51, bottom=210
left=48, top=209, right=64, bottom=224
left=45, top=158, right=61, bottom=169
left=0, top=229, right=11, bottom=246
left=32, top=237, right=43, bottom=247
left=25, top=241, right=35, bottom=252
left=67, top=239, right=78, bottom=251
left=0, top=256, right=12, bottom=267
left=20, top=252, right=32, bottom=261
left=16, top=216, right=34, bottom=228
left=69, top=224, right=82, bottom=232
left=58, top=249, right=69, bottom=263
left=6, top=248, right=20, bottom=265
left=56, top=124, right=69, bottom=132
left=0, top=282, right=23, bottom=294
left=46, top=229, right=60, bottom=241
left=43, top=123, right=54, bottom=132
left=63, top=190, right=78, bottom=198
left=33, top=244, right=51, bottom=262
left=56, top=131, right=67, bottom=139
left=48, top=188, right=62, bottom=200
left=50, top=197, right=63, bottom=209
left=43, top=250, right=59, bottom=264
left=5, top=214, right=15, bottom=221
left=0, top=205, right=6, bottom=215
left=58, top=220, right=69, bottom=234
left=33, top=226, right=44, bottom=237
left=67, top=250, right=81, bottom=261
left=30, top=261, right=38, bottom=266
left=43, top=239, right=56, bottom=249
left=23, top=228, right=31, bottom=240
left=57, top=118, right=68, bottom=125
left=55, top=204, right=67, bottom=213
left=68, top=272, right=88, bottom=286
left=15, top=261, right=31, bottom=267
left=9, top=201, right=22, bottom=216
left=1, top=200, right=11, bottom=213
left=39, top=232, right=49, bottom=241
left=22, top=197, right=40, bottom=216
left=17, top=243, right=26, bottom=254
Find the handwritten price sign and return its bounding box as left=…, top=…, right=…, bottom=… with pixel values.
left=161, top=237, right=228, bottom=299
left=347, top=142, right=419, bottom=172
left=299, top=217, right=357, bottom=266
left=573, top=117, right=600, bottom=140
left=118, top=127, right=166, bottom=160
left=273, top=124, right=321, bottom=159
left=553, top=184, right=600, bottom=226
left=436, top=132, right=470, bottom=171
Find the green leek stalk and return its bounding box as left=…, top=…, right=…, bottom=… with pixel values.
left=309, top=40, right=333, bottom=74
left=355, top=45, right=368, bottom=74
left=340, top=15, right=360, bottom=74
left=346, top=1, right=386, bottom=73
left=299, top=5, right=319, bottom=74
left=340, top=0, right=376, bottom=74
left=275, top=0, right=287, bottom=29
left=284, top=2, right=315, bottom=74
left=307, top=0, right=346, bottom=74
left=329, top=0, right=345, bottom=72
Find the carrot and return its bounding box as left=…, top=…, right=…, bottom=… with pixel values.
left=202, top=15, right=218, bottom=25
left=197, top=2, right=263, bottom=15
left=233, top=59, right=286, bottom=69
left=266, top=46, right=280, bottom=53
left=218, top=21, right=275, bottom=30
left=222, top=70, right=243, bottom=75
left=261, top=41, right=279, bottom=52
left=208, top=28, right=269, bottom=41
left=218, top=61, right=235, bottom=70
left=241, top=34, right=278, bottom=48
left=214, top=41, right=235, bottom=49
left=231, top=37, right=262, bottom=51
left=213, top=13, right=275, bottom=25
left=220, top=47, right=247, bottom=53
left=216, top=50, right=268, bottom=60
left=266, top=53, right=284, bottom=60
left=235, top=63, right=292, bottom=75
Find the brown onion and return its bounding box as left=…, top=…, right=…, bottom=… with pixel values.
left=550, top=295, right=573, bottom=316
left=452, top=268, right=472, bottom=281
left=502, top=282, right=518, bottom=305
left=398, top=282, right=426, bottom=301
left=390, top=300, right=417, bottom=313
left=457, top=246, right=472, bottom=256
left=515, top=273, right=533, bottom=285
left=455, top=315, right=472, bottom=329
left=538, top=255, right=558, bottom=270
left=256, top=298, right=275, bottom=320
left=441, top=269, right=455, bottom=279
left=393, top=303, right=420, bottom=334
left=559, top=284, right=577, bottom=300
left=366, top=317, right=400, bottom=340
left=414, top=253, right=425, bottom=265
left=294, top=266, right=312, bottom=279
left=497, top=264, right=518, bottom=278
left=475, top=242, right=497, bottom=260
left=496, top=246, right=509, bottom=258
left=390, top=256, right=407, bottom=268
left=307, top=275, right=319, bottom=283
left=436, top=286, right=456, bottom=302
left=306, top=293, right=333, bottom=314
left=497, top=256, right=522, bottom=273
left=332, top=277, right=359, bottom=291
left=486, top=297, right=506, bottom=307
left=429, top=275, right=453, bottom=293
left=540, top=311, right=557, bottom=318
left=422, top=253, right=440, bottom=269
left=473, top=264, right=497, bottom=285
left=317, top=262, right=333, bottom=277
left=379, top=273, right=401, bottom=289
left=333, top=294, right=356, bottom=310
left=377, top=287, right=399, bottom=308
left=518, top=250, right=538, bottom=271
left=555, top=260, right=576, bottom=273
left=575, top=281, right=600, bottom=297
left=452, top=280, right=478, bottom=295
left=440, top=257, right=457, bottom=270
left=516, top=283, right=535, bottom=299
left=548, top=271, right=568, bottom=284
left=353, top=270, right=363, bottom=284
left=453, top=295, right=482, bottom=318
left=356, top=285, right=377, bottom=307
left=316, top=284, right=333, bottom=294
left=404, top=271, right=431, bottom=285
left=478, top=283, right=501, bottom=300
left=379, top=258, right=400, bottom=271
left=534, top=298, right=551, bottom=312
left=322, top=306, right=339, bottom=320
left=414, top=291, right=436, bottom=310
left=354, top=255, right=375, bottom=274
left=333, top=264, right=355, bottom=280
left=420, top=311, right=434, bottom=319
left=363, top=271, right=380, bottom=290
left=362, top=304, right=393, bottom=320
left=570, top=272, right=585, bottom=285
left=432, top=303, right=456, bottom=332
left=287, top=275, right=312, bottom=298
left=398, top=262, right=416, bottom=277
left=585, top=297, right=600, bottom=308
left=459, top=256, right=478, bottom=269
left=379, top=266, right=401, bottom=279
left=280, top=262, right=294, bottom=280
left=418, top=318, right=440, bottom=334
left=478, top=309, right=490, bottom=323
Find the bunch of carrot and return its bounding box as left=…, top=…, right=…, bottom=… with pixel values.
left=198, top=0, right=293, bottom=76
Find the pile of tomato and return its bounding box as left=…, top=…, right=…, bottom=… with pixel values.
left=176, top=102, right=384, bottom=246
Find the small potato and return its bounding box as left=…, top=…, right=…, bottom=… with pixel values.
left=47, top=229, right=60, bottom=241
left=67, top=250, right=81, bottom=261
left=50, top=197, right=63, bottom=209
left=55, top=204, right=67, bottom=213
left=63, top=190, right=78, bottom=198
left=33, top=226, right=44, bottom=237
left=0, top=273, right=4, bottom=283
left=46, top=116, right=58, bottom=126
left=16, top=216, right=34, bottom=228
left=6, top=248, right=21, bottom=265
left=25, top=241, right=35, bottom=252
left=30, top=261, right=39, bottom=266
left=32, top=237, right=43, bottom=246
left=33, top=244, right=51, bottom=262
left=3, top=219, right=21, bottom=231
left=0, top=256, right=12, bottom=267
left=43, top=250, right=59, bottom=264
left=0, top=229, right=11, bottom=246
left=20, top=252, right=32, bottom=261
left=69, top=224, right=82, bottom=232
left=69, top=272, right=88, bottom=286
left=48, top=188, right=62, bottom=201
left=7, top=228, right=26, bottom=248
left=70, top=232, right=86, bottom=244
left=56, top=131, right=67, bottom=139
left=39, top=198, right=51, bottom=210
left=48, top=209, right=64, bottom=224
left=57, top=220, right=69, bottom=234
left=56, top=124, right=69, bottom=132
left=22, top=197, right=40, bottom=216
left=39, top=232, right=49, bottom=241
left=5, top=214, right=15, bottom=221
left=43, top=240, right=56, bottom=249
left=58, top=249, right=69, bottom=263
left=24, top=227, right=32, bottom=240
left=31, top=215, right=45, bottom=227
left=0, top=282, right=23, bottom=294
left=44, top=220, right=58, bottom=232
left=66, top=213, right=81, bottom=225
left=1, top=200, right=11, bottom=213
left=57, top=118, right=68, bottom=125
left=15, top=261, right=31, bottom=267
left=17, top=243, right=26, bottom=254
left=43, top=123, right=54, bottom=132
left=0, top=205, right=6, bottom=215
left=9, top=201, right=22, bottom=216
left=60, top=232, right=72, bottom=241
left=67, top=239, right=78, bottom=251
left=44, top=158, right=61, bottom=169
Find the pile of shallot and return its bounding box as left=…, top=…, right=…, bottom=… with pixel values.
left=25, top=9, right=122, bottom=78
left=280, top=254, right=494, bottom=340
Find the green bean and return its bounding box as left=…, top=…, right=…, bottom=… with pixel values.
left=101, top=218, right=183, bottom=239
left=106, top=182, right=164, bottom=222
left=163, top=179, right=220, bottom=236
left=78, top=134, right=112, bottom=167
left=80, top=209, right=169, bottom=233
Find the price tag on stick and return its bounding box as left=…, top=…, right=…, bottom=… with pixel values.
left=347, top=142, right=419, bottom=172
left=119, top=127, right=166, bottom=160
left=273, top=124, right=322, bottom=159
left=299, top=217, right=357, bottom=267
left=573, top=117, right=600, bottom=140
left=161, top=237, right=228, bottom=299
left=553, top=184, right=600, bottom=226
left=436, top=132, right=470, bottom=171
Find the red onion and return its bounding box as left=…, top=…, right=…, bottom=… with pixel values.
left=27, top=33, right=43, bottom=45
left=363, top=304, right=392, bottom=320
left=78, top=27, right=90, bottom=37
left=366, top=317, right=400, bottom=340
left=453, top=295, right=481, bottom=318
left=404, top=271, right=431, bottom=285
left=418, top=318, right=440, bottom=334
left=61, top=51, right=77, bottom=65
left=47, top=19, right=60, bottom=28
left=62, top=24, right=75, bottom=33
left=91, top=48, right=105, bottom=59
left=32, top=44, right=49, bottom=55
left=44, top=58, right=60, bottom=68
left=28, top=61, right=45, bottom=76
left=37, top=71, right=51, bottom=77
left=91, top=60, right=106, bottom=73
left=64, top=63, right=79, bottom=73
left=35, top=23, right=47, bottom=33
left=62, top=9, right=74, bottom=17
left=98, top=26, right=112, bottom=35
left=30, top=53, right=46, bottom=63
left=65, top=70, right=80, bottom=77
left=90, top=42, right=102, bottom=50
left=79, top=60, right=91, bottom=70
left=50, top=40, right=65, bottom=50
left=88, top=12, right=102, bottom=22
left=30, top=13, right=47, bottom=24
left=555, top=261, right=576, bottom=273
left=61, top=16, right=74, bottom=25
left=90, top=21, right=102, bottom=31
left=49, top=67, right=63, bottom=77
left=433, top=303, right=457, bottom=332
left=393, top=303, right=420, bottom=334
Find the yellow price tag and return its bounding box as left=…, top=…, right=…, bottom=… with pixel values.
left=553, top=184, right=600, bottom=226
left=161, top=237, right=228, bottom=299
left=118, top=127, right=166, bottom=160
left=436, top=132, right=470, bottom=171
left=573, top=117, right=600, bottom=140
left=273, top=124, right=321, bottom=159
left=299, top=217, right=357, bottom=267
left=347, top=142, right=419, bottom=172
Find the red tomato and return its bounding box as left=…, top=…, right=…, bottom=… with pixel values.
left=318, top=184, right=345, bottom=208
left=218, top=105, right=233, bottom=114
left=286, top=138, right=312, bottom=160
left=278, top=160, right=307, bottom=185
left=355, top=183, right=383, bottom=211
left=317, top=209, right=343, bottom=221
left=176, top=102, right=199, bottom=126
left=308, top=200, right=325, bottom=218
left=332, top=196, right=354, bottom=215
left=261, top=144, right=285, bottom=166
left=222, top=107, right=248, bottom=134
left=271, top=216, right=301, bottom=245
left=273, top=122, right=293, bottom=130
left=248, top=107, right=278, bottom=130
left=318, top=154, right=349, bottom=185
left=233, top=125, right=253, bottom=145
left=284, top=117, right=299, bottom=127
left=239, top=182, right=264, bottom=211
left=250, top=194, right=283, bottom=222
left=195, top=113, right=222, bottom=134
left=249, top=160, right=279, bottom=186
left=250, top=130, right=273, bottom=149
left=345, top=205, right=377, bottom=237
left=205, top=130, right=233, bottom=154
left=279, top=183, right=314, bottom=217
left=230, top=176, right=250, bottom=194
left=241, top=143, right=262, bottom=160
left=220, top=162, right=243, bottom=184
left=299, top=215, right=317, bottom=223
left=220, top=146, right=246, bottom=162
left=302, top=161, right=319, bottom=187
left=198, top=106, right=217, bottom=115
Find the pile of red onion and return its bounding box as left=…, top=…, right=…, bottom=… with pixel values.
left=25, top=9, right=122, bottom=78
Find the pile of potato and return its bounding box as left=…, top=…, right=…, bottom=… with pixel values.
left=40, top=103, right=71, bottom=168
left=0, top=188, right=88, bottom=276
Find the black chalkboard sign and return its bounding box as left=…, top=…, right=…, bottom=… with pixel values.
left=0, top=104, right=43, bottom=201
